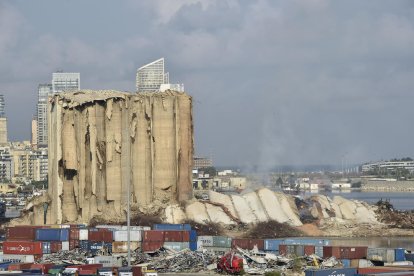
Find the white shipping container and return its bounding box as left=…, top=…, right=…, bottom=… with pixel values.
left=2, top=254, right=35, bottom=263
left=163, top=242, right=190, bottom=251
left=79, top=229, right=89, bottom=240
left=197, top=236, right=214, bottom=247
left=99, top=272, right=113, bottom=276
left=62, top=241, right=70, bottom=251
left=118, top=272, right=133, bottom=276
left=94, top=256, right=122, bottom=267
left=121, top=226, right=150, bottom=231
left=113, top=230, right=142, bottom=242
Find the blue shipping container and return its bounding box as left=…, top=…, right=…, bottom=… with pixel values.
left=264, top=239, right=282, bottom=251
left=395, top=248, right=406, bottom=262
left=190, top=241, right=197, bottom=251
left=0, top=262, right=12, bottom=271
left=405, top=253, right=414, bottom=262
left=35, top=228, right=69, bottom=241
left=305, top=268, right=357, bottom=276
left=153, top=224, right=191, bottom=231
left=88, top=242, right=112, bottom=253
left=341, top=259, right=350, bottom=268
left=80, top=240, right=89, bottom=250
left=190, top=230, right=197, bottom=242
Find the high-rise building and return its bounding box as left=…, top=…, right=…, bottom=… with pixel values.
left=52, top=72, right=80, bottom=93
left=31, top=116, right=38, bottom=149
left=37, top=84, right=52, bottom=147
left=136, top=58, right=169, bottom=92
left=0, top=95, right=7, bottom=145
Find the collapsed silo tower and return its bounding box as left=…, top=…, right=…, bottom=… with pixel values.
left=47, top=90, right=193, bottom=224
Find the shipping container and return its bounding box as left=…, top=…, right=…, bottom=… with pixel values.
left=3, top=241, right=44, bottom=255
left=213, top=236, right=232, bottom=248
left=232, top=239, right=264, bottom=250
left=264, top=239, right=282, bottom=252
left=153, top=224, right=191, bottom=231
left=142, top=241, right=163, bottom=253
left=6, top=226, right=47, bottom=241
left=8, top=262, right=34, bottom=271
left=163, top=242, right=190, bottom=251
left=79, top=229, right=89, bottom=240
left=88, top=242, right=112, bottom=254
left=283, top=238, right=330, bottom=246
left=50, top=242, right=62, bottom=253
left=164, top=230, right=190, bottom=242
left=358, top=266, right=414, bottom=274
left=42, top=242, right=51, bottom=254
left=2, top=254, right=37, bottom=263
left=69, top=239, right=80, bottom=250
left=69, top=228, right=79, bottom=240
left=67, top=264, right=103, bottom=274
left=190, top=241, right=197, bottom=251
left=143, top=230, right=164, bottom=242
left=305, top=267, right=357, bottom=276
left=35, top=229, right=69, bottom=241
left=113, top=230, right=142, bottom=242
left=340, top=246, right=368, bottom=259
left=315, top=246, right=324, bottom=258
left=350, top=259, right=373, bottom=268
left=98, top=267, right=114, bottom=276
left=88, top=229, right=113, bottom=242
left=31, top=263, right=54, bottom=274
left=189, top=230, right=197, bottom=242
left=323, top=246, right=341, bottom=259
left=304, top=245, right=315, bottom=255
left=199, top=246, right=231, bottom=256
left=406, top=253, right=414, bottom=262
left=118, top=267, right=133, bottom=276
left=341, top=259, right=350, bottom=268
left=396, top=248, right=406, bottom=262
left=112, top=241, right=141, bottom=253
left=279, top=244, right=304, bottom=256
left=93, top=256, right=122, bottom=267
left=197, top=236, right=214, bottom=247
left=80, top=240, right=89, bottom=251
left=62, top=241, right=69, bottom=251
left=95, top=225, right=150, bottom=231
left=367, top=248, right=395, bottom=262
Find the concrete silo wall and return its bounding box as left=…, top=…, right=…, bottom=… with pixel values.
left=47, top=90, right=193, bottom=224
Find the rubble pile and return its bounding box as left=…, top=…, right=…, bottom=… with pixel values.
left=244, top=220, right=304, bottom=239
left=376, top=200, right=414, bottom=229
left=39, top=249, right=89, bottom=264
left=148, top=249, right=217, bottom=273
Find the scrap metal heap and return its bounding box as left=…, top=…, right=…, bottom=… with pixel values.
left=31, top=90, right=193, bottom=225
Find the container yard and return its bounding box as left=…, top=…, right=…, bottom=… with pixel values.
left=0, top=224, right=414, bottom=275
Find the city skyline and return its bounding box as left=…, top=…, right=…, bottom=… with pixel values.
left=1, top=1, right=414, bottom=167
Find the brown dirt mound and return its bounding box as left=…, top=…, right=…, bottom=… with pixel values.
left=89, top=213, right=162, bottom=228
left=296, top=223, right=323, bottom=236
left=183, top=219, right=223, bottom=236
left=243, top=220, right=305, bottom=239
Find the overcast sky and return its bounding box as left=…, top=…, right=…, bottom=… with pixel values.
left=1, top=0, right=414, bottom=168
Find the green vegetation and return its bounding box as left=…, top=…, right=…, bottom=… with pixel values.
left=264, top=271, right=282, bottom=276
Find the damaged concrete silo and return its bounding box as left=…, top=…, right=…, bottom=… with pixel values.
left=47, top=90, right=193, bottom=224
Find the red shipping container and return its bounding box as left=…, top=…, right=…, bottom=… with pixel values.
left=67, top=264, right=103, bottom=273
left=50, top=241, right=62, bottom=253
left=69, top=240, right=79, bottom=250
left=232, top=239, right=250, bottom=250
left=142, top=241, right=163, bottom=252
left=304, top=245, right=315, bottom=255
left=3, top=241, right=43, bottom=255
left=88, top=229, right=113, bottom=242
left=6, top=226, right=45, bottom=241
left=143, top=230, right=164, bottom=242
left=132, top=266, right=143, bottom=276
left=323, top=246, right=341, bottom=258
left=279, top=244, right=288, bottom=255
left=232, top=239, right=264, bottom=250
left=340, top=246, right=367, bottom=259
left=8, top=263, right=34, bottom=271
left=31, top=263, right=54, bottom=274
left=79, top=270, right=94, bottom=275
left=163, top=231, right=190, bottom=242
left=69, top=228, right=80, bottom=240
